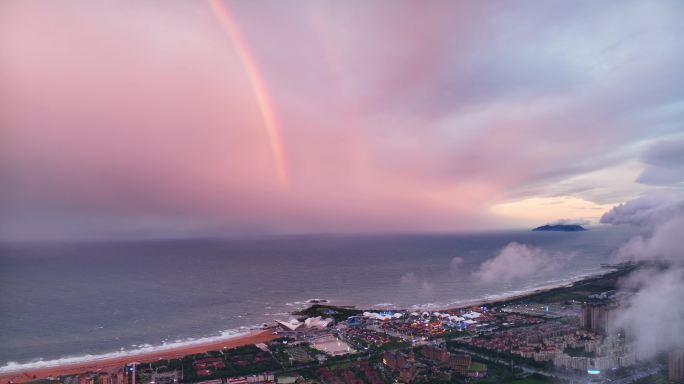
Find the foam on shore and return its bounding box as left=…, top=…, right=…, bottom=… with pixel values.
left=409, top=266, right=612, bottom=311
left=0, top=327, right=257, bottom=374
left=0, top=267, right=617, bottom=375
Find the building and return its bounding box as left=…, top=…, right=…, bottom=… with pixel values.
left=225, top=373, right=275, bottom=384
left=77, top=375, right=95, bottom=384
left=113, top=370, right=127, bottom=384
left=275, top=317, right=332, bottom=337
left=419, top=345, right=484, bottom=378
left=553, top=354, right=590, bottom=371
left=421, top=345, right=473, bottom=372
left=97, top=373, right=112, bottom=384
left=383, top=350, right=421, bottom=382
left=466, top=362, right=487, bottom=378
left=150, top=370, right=180, bottom=384
left=383, top=350, right=413, bottom=370
left=590, top=355, right=618, bottom=371
left=346, top=316, right=364, bottom=327
left=670, top=349, right=684, bottom=382
left=581, top=302, right=608, bottom=333
left=422, top=345, right=450, bottom=362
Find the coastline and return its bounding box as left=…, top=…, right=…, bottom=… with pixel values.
left=424, top=265, right=631, bottom=313
left=0, top=264, right=635, bottom=383
left=0, top=330, right=277, bottom=384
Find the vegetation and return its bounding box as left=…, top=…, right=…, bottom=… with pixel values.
left=177, top=345, right=280, bottom=382
left=295, top=304, right=363, bottom=322
left=490, top=265, right=636, bottom=305
left=446, top=340, right=552, bottom=370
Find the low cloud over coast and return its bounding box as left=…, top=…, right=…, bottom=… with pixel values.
left=602, top=191, right=684, bottom=359
left=475, top=242, right=570, bottom=284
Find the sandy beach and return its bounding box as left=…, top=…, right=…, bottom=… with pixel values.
left=0, top=266, right=633, bottom=384
left=0, top=330, right=277, bottom=384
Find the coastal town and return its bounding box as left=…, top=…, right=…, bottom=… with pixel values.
left=2, top=266, right=683, bottom=384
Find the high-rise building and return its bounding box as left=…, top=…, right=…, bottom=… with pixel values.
left=581, top=302, right=608, bottom=333
left=669, top=349, right=684, bottom=382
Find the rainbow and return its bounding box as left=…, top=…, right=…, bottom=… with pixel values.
left=208, top=0, right=288, bottom=189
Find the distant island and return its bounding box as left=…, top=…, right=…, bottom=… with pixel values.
left=533, top=224, right=587, bottom=231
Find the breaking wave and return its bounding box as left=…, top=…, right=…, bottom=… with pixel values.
left=0, top=327, right=257, bottom=375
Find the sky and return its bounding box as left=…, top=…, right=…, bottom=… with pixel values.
left=1, top=0, right=683, bottom=240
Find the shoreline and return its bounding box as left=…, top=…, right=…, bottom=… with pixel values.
left=478, top=263, right=635, bottom=307
left=0, top=330, right=277, bottom=384
left=0, top=264, right=635, bottom=383
left=405, top=264, right=631, bottom=313
left=445, top=268, right=620, bottom=310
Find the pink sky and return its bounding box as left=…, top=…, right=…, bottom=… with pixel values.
left=1, top=1, right=683, bottom=239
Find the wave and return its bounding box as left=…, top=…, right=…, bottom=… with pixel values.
left=0, top=327, right=257, bottom=374
left=1, top=267, right=614, bottom=374
left=284, top=298, right=331, bottom=308
left=408, top=266, right=611, bottom=311
left=262, top=312, right=291, bottom=317
left=305, top=298, right=330, bottom=304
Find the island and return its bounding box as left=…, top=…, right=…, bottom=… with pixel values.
left=533, top=224, right=587, bottom=231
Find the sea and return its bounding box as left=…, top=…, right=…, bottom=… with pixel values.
left=0, top=227, right=632, bottom=371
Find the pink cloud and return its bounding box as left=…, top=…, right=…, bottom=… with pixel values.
left=1, top=1, right=683, bottom=238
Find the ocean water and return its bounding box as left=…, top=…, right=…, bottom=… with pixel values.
left=0, top=228, right=630, bottom=369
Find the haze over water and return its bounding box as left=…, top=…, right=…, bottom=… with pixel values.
left=0, top=228, right=629, bottom=367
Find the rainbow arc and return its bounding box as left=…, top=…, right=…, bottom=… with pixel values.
left=209, top=0, right=288, bottom=189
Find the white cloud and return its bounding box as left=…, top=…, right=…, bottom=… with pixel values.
left=450, top=256, right=464, bottom=272
left=400, top=271, right=435, bottom=295
left=610, top=267, right=684, bottom=360
left=603, top=191, right=684, bottom=359
left=547, top=218, right=591, bottom=226
left=400, top=272, right=417, bottom=285
left=475, top=242, right=559, bottom=284
left=600, top=190, right=684, bottom=229
left=616, top=214, right=684, bottom=263
left=421, top=281, right=435, bottom=294
left=604, top=191, right=684, bottom=263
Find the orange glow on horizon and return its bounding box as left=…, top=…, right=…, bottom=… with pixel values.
left=208, top=0, right=288, bottom=189
left=490, top=196, right=614, bottom=224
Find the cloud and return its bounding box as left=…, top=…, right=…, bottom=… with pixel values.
left=600, top=190, right=684, bottom=228
left=601, top=191, right=684, bottom=263
left=636, top=138, right=684, bottom=186
left=421, top=281, right=435, bottom=294
left=475, top=242, right=558, bottom=284
left=609, top=266, right=684, bottom=360
left=400, top=272, right=434, bottom=294
left=546, top=218, right=591, bottom=226
left=2, top=1, right=684, bottom=238
left=602, top=192, right=684, bottom=359
left=615, top=213, right=684, bottom=263
left=400, top=272, right=418, bottom=285
left=450, top=257, right=464, bottom=272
